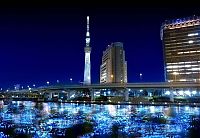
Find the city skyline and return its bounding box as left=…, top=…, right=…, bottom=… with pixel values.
left=0, top=5, right=199, bottom=89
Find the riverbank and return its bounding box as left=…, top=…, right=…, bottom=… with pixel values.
left=1, top=98, right=199, bottom=107
left=58, top=100, right=200, bottom=107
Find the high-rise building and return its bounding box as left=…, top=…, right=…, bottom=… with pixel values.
left=83, top=16, right=91, bottom=85
left=161, top=16, right=200, bottom=82
left=100, top=42, right=127, bottom=84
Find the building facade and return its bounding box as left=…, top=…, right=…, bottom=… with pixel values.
left=161, top=16, right=200, bottom=82
left=100, top=42, right=127, bottom=83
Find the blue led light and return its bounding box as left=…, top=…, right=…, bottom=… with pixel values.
left=0, top=101, right=199, bottom=137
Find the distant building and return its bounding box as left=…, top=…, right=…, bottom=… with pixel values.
left=161, top=16, right=200, bottom=82
left=100, top=42, right=127, bottom=83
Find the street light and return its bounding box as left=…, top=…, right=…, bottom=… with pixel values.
left=111, top=74, right=114, bottom=82
left=33, top=84, right=36, bottom=87
left=139, top=73, right=142, bottom=81
left=47, top=81, right=50, bottom=85
left=70, top=78, right=72, bottom=83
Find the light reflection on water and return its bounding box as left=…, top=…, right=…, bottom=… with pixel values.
left=0, top=101, right=199, bottom=137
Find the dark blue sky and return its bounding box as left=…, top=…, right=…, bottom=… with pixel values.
left=0, top=4, right=199, bottom=88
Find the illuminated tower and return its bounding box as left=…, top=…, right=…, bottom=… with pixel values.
left=83, top=16, right=91, bottom=85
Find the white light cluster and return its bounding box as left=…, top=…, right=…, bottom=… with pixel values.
left=172, top=72, right=179, bottom=75
left=70, top=94, right=75, bottom=98
left=178, top=72, right=198, bottom=75
left=179, top=79, right=187, bottom=81
left=167, top=65, right=200, bottom=70
left=188, top=40, right=194, bottom=44
left=167, top=61, right=200, bottom=65
left=165, top=91, right=170, bottom=95
left=166, top=90, right=198, bottom=96
left=86, top=32, right=90, bottom=37
left=188, top=68, right=200, bottom=71
left=179, top=90, right=184, bottom=95
left=185, top=90, right=190, bottom=96
left=192, top=91, right=197, bottom=95
left=177, top=50, right=200, bottom=54
left=188, top=33, right=198, bottom=36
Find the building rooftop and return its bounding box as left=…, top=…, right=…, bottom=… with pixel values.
left=160, top=15, right=200, bottom=40
left=162, top=15, right=200, bottom=26
left=111, top=42, right=123, bottom=47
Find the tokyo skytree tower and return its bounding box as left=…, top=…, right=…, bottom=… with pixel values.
left=83, top=16, right=91, bottom=85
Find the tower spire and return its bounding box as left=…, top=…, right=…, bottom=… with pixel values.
left=86, top=16, right=90, bottom=47
left=83, top=16, right=91, bottom=85
left=87, top=16, right=89, bottom=35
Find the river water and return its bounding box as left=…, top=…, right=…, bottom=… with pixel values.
left=0, top=101, right=199, bottom=137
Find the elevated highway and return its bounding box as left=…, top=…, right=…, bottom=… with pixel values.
left=45, top=82, right=200, bottom=90
left=1, top=82, right=200, bottom=103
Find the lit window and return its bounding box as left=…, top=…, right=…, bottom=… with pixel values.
left=172, top=72, right=179, bottom=75
left=189, top=68, right=200, bottom=71
left=179, top=79, right=187, bottom=81
left=185, top=65, right=191, bottom=67
left=188, top=40, right=194, bottom=44
left=177, top=52, right=183, bottom=54
left=188, top=33, right=198, bottom=36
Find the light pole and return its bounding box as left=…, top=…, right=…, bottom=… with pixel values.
left=139, top=73, right=143, bottom=81
left=111, top=74, right=114, bottom=82
left=70, top=78, right=72, bottom=83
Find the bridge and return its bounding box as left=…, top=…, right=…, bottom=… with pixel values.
left=1, top=82, right=200, bottom=103
left=45, top=82, right=200, bottom=90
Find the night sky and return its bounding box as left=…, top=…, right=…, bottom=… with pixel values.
left=0, top=2, right=199, bottom=89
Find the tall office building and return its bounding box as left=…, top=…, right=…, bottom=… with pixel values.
left=161, top=16, right=200, bottom=82
left=83, top=16, right=91, bottom=85
left=100, top=42, right=127, bottom=83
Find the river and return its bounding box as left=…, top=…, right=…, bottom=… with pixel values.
left=0, top=101, right=199, bottom=137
